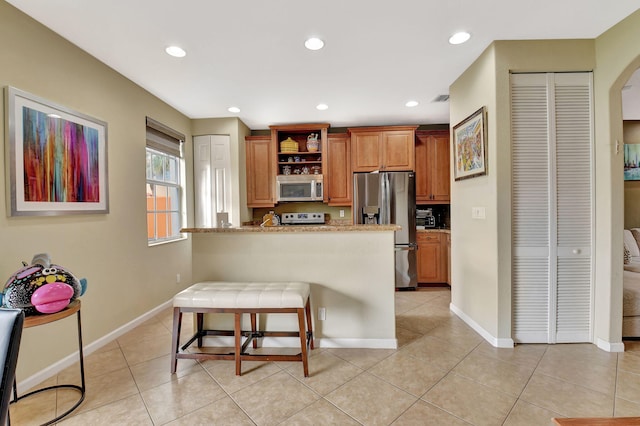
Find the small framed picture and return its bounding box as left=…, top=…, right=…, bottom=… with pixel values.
left=5, top=86, right=109, bottom=216
left=624, top=143, right=640, bottom=181
left=453, top=106, right=487, bottom=181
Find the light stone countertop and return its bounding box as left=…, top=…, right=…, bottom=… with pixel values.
left=417, top=228, right=451, bottom=234
left=181, top=224, right=401, bottom=233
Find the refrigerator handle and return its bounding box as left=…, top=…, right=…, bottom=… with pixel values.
left=394, top=245, right=417, bottom=251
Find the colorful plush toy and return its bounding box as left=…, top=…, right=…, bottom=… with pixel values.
left=1, top=253, right=87, bottom=315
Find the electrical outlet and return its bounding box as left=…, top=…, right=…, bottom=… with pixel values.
left=176, top=273, right=181, bottom=284
left=318, top=307, right=326, bottom=321
left=339, top=210, right=345, bottom=218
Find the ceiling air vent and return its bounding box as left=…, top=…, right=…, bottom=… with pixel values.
left=432, top=94, right=450, bottom=102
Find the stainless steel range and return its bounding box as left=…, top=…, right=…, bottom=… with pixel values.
left=281, top=212, right=325, bottom=225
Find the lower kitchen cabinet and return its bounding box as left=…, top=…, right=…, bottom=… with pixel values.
left=417, top=232, right=449, bottom=284
left=446, top=233, right=451, bottom=285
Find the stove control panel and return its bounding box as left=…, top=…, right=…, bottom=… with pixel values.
left=281, top=212, right=325, bottom=225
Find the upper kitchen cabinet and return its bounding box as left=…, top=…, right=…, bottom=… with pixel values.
left=270, top=123, right=329, bottom=177
left=415, top=130, right=450, bottom=204
left=245, top=135, right=275, bottom=207
left=325, top=133, right=351, bottom=206
left=349, top=125, right=418, bottom=172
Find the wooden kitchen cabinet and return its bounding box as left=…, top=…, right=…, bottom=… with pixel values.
left=417, top=232, right=448, bottom=284
left=349, top=126, right=417, bottom=172
left=245, top=135, right=275, bottom=207
left=325, top=133, right=352, bottom=205
left=415, top=130, right=450, bottom=203
left=446, top=233, right=451, bottom=285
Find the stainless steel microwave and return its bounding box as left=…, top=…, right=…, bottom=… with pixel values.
left=276, top=175, right=323, bottom=202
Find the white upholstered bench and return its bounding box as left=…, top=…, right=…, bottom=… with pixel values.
left=170, top=282, right=314, bottom=376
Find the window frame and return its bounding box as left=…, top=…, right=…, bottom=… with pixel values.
left=145, top=118, right=186, bottom=246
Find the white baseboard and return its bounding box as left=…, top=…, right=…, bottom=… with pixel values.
left=449, top=303, right=515, bottom=348
left=16, top=299, right=173, bottom=394
left=200, top=336, right=397, bottom=349
left=316, top=338, right=397, bottom=349
left=597, top=337, right=625, bottom=352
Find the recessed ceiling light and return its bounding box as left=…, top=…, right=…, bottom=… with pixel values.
left=405, top=101, right=419, bottom=108
left=47, top=113, right=62, bottom=119
left=165, top=45, right=186, bottom=58
left=316, top=103, right=328, bottom=111
left=305, top=37, right=325, bottom=51
left=228, top=106, right=241, bottom=113
left=448, top=32, right=471, bottom=45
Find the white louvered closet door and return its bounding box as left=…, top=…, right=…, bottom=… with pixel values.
left=511, top=72, right=594, bottom=344
left=193, top=135, right=232, bottom=228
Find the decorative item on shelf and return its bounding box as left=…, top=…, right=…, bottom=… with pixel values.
left=301, top=166, right=310, bottom=175
left=280, top=137, right=298, bottom=153
left=312, top=166, right=321, bottom=175
left=307, top=133, right=320, bottom=152
left=282, top=165, right=292, bottom=175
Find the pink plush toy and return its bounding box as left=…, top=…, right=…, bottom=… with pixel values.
left=2, top=253, right=87, bottom=315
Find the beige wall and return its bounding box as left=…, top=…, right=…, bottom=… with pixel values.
left=593, top=9, right=640, bottom=346
left=450, top=9, right=640, bottom=348
left=0, top=1, right=194, bottom=380
left=624, top=121, right=640, bottom=229
left=448, top=45, right=501, bottom=340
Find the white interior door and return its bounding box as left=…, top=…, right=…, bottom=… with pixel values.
left=511, top=72, right=594, bottom=344
left=193, top=135, right=232, bottom=228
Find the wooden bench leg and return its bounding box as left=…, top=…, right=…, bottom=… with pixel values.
left=196, top=313, right=204, bottom=347
left=297, top=307, right=309, bottom=377
left=251, top=313, right=258, bottom=349
left=170, top=308, right=182, bottom=374
left=234, top=312, right=242, bottom=376
left=305, top=298, right=314, bottom=350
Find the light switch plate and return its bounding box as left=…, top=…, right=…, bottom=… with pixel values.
left=472, top=207, right=486, bottom=219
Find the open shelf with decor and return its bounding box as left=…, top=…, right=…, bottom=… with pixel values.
left=270, top=123, right=329, bottom=176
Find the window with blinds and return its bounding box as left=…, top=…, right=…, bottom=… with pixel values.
left=511, top=72, right=594, bottom=344
left=145, top=117, right=185, bottom=244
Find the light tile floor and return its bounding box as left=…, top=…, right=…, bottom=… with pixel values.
left=10, top=288, right=640, bottom=425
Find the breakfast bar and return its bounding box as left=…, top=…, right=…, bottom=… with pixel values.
left=182, top=224, right=399, bottom=348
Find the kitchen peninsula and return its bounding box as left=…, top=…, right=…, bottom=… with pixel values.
left=183, top=224, right=400, bottom=348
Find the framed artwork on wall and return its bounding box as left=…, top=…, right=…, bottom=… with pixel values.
left=5, top=86, right=109, bottom=216
left=453, top=106, right=487, bottom=181
left=624, top=143, right=640, bottom=181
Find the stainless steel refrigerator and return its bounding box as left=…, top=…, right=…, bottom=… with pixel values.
left=353, top=172, right=417, bottom=289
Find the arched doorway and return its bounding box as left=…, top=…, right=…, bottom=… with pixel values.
left=622, top=67, right=640, bottom=341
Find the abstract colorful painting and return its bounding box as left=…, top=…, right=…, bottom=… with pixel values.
left=6, top=87, right=108, bottom=215
left=453, top=106, right=487, bottom=181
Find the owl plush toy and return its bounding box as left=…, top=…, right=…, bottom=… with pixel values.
left=1, top=253, right=87, bottom=315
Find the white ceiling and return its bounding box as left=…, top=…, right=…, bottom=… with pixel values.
left=6, top=1, right=640, bottom=129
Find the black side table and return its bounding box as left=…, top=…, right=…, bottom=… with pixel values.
left=11, top=299, right=85, bottom=425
